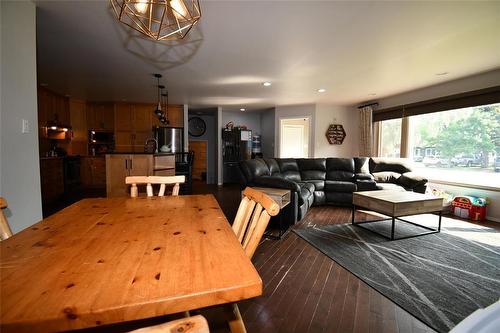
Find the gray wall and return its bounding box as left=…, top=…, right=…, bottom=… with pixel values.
left=260, top=108, right=275, bottom=158
left=188, top=111, right=217, bottom=184
left=222, top=111, right=261, bottom=135
left=0, top=1, right=43, bottom=233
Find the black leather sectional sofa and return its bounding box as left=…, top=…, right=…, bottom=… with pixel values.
left=239, top=157, right=428, bottom=224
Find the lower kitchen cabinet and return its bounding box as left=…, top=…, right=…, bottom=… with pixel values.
left=40, top=157, right=65, bottom=204
left=81, top=157, right=106, bottom=188
left=105, top=154, right=154, bottom=197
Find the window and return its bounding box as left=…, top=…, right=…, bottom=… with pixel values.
left=379, top=118, right=401, bottom=158
left=377, top=103, right=500, bottom=188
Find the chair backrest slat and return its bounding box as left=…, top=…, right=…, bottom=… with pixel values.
left=125, top=176, right=185, bottom=197
left=0, top=197, right=13, bottom=241
left=233, top=188, right=280, bottom=259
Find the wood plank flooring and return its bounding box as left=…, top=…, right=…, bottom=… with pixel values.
left=191, top=183, right=436, bottom=333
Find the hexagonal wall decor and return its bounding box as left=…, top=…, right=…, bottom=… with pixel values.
left=326, top=124, right=346, bottom=145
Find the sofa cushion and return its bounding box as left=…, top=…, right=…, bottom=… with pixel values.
left=376, top=183, right=407, bottom=192
left=239, top=159, right=269, bottom=182
left=297, top=158, right=326, bottom=181
left=326, top=158, right=355, bottom=181
left=299, top=186, right=313, bottom=206
left=372, top=171, right=401, bottom=183
left=369, top=157, right=413, bottom=174
left=277, top=158, right=301, bottom=182
left=354, top=157, right=370, bottom=174
left=355, top=173, right=374, bottom=180
left=356, top=180, right=378, bottom=191
left=263, top=158, right=281, bottom=176
left=398, top=172, right=428, bottom=189
left=324, top=180, right=357, bottom=193
left=304, top=180, right=324, bottom=191
left=298, top=182, right=315, bottom=194
left=325, top=192, right=353, bottom=205
left=313, top=191, right=326, bottom=205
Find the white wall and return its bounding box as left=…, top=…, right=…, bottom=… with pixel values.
left=0, top=1, right=43, bottom=233
left=314, top=104, right=359, bottom=158
left=376, top=69, right=500, bottom=109
left=275, top=104, right=316, bottom=157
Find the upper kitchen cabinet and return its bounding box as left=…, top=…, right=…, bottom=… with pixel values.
left=152, top=104, right=184, bottom=128
left=114, top=103, right=153, bottom=152
left=86, top=102, right=114, bottom=130
left=37, top=87, right=70, bottom=129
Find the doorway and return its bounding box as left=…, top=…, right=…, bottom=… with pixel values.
left=279, top=117, right=310, bottom=158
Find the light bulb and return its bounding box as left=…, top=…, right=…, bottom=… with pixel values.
left=170, top=0, right=188, bottom=20
left=135, top=0, right=148, bottom=14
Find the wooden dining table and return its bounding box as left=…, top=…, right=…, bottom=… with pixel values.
left=0, top=195, right=262, bottom=332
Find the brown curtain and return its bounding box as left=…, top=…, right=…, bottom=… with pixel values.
left=359, top=105, right=373, bottom=157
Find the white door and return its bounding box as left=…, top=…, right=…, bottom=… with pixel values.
left=280, top=117, right=310, bottom=158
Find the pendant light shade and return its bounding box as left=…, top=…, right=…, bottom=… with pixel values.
left=110, top=0, right=201, bottom=41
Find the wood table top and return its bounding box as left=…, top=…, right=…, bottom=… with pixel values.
left=0, top=195, right=262, bottom=333
left=353, top=190, right=443, bottom=204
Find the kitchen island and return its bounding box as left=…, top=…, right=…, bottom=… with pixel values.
left=105, top=153, right=175, bottom=197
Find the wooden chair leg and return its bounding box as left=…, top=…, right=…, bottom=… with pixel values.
left=223, top=303, right=246, bottom=333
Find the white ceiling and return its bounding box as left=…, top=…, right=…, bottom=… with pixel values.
left=35, top=0, right=500, bottom=111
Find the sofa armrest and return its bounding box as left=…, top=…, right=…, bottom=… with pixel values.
left=397, top=172, right=428, bottom=190
left=252, top=176, right=301, bottom=193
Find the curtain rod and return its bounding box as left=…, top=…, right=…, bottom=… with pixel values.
left=357, top=102, right=379, bottom=109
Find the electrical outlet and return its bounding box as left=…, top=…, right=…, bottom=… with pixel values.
left=22, top=119, right=30, bottom=133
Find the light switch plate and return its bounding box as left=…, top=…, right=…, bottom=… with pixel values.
left=22, top=119, right=30, bottom=133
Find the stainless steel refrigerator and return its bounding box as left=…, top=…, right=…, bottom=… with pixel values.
left=155, top=127, right=184, bottom=153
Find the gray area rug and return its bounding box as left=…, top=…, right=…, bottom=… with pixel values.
left=293, top=219, right=500, bottom=333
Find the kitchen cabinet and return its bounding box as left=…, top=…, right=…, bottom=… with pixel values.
left=153, top=155, right=175, bottom=176
left=114, top=103, right=154, bottom=153
left=105, top=154, right=154, bottom=197
left=37, top=87, right=70, bottom=130
left=152, top=104, right=184, bottom=128
left=86, top=102, right=114, bottom=130
left=81, top=157, right=106, bottom=188
left=40, top=157, right=65, bottom=204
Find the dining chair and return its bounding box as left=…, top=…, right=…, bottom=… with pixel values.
left=0, top=197, right=13, bottom=241
left=129, top=315, right=209, bottom=333
left=225, top=187, right=280, bottom=333
left=125, top=176, right=186, bottom=197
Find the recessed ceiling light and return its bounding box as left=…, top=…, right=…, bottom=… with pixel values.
left=436, top=72, right=449, bottom=76
left=317, top=88, right=326, bottom=93
left=240, top=108, right=246, bottom=111
left=262, top=82, right=272, bottom=87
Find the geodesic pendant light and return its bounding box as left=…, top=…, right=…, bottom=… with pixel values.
left=110, top=0, right=201, bottom=41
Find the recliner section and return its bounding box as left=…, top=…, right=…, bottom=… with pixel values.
left=239, top=157, right=428, bottom=224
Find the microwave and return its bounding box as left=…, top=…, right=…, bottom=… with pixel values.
left=89, top=130, right=114, bottom=144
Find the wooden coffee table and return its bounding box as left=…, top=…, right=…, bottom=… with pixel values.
left=352, top=190, right=444, bottom=240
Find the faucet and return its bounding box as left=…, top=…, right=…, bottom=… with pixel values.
left=145, top=138, right=158, bottom=153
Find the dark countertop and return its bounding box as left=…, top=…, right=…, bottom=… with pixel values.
left=105, top=152, right=175, bottom=156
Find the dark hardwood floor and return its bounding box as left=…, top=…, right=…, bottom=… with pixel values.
left=190, top=182, right=436, bottom=333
